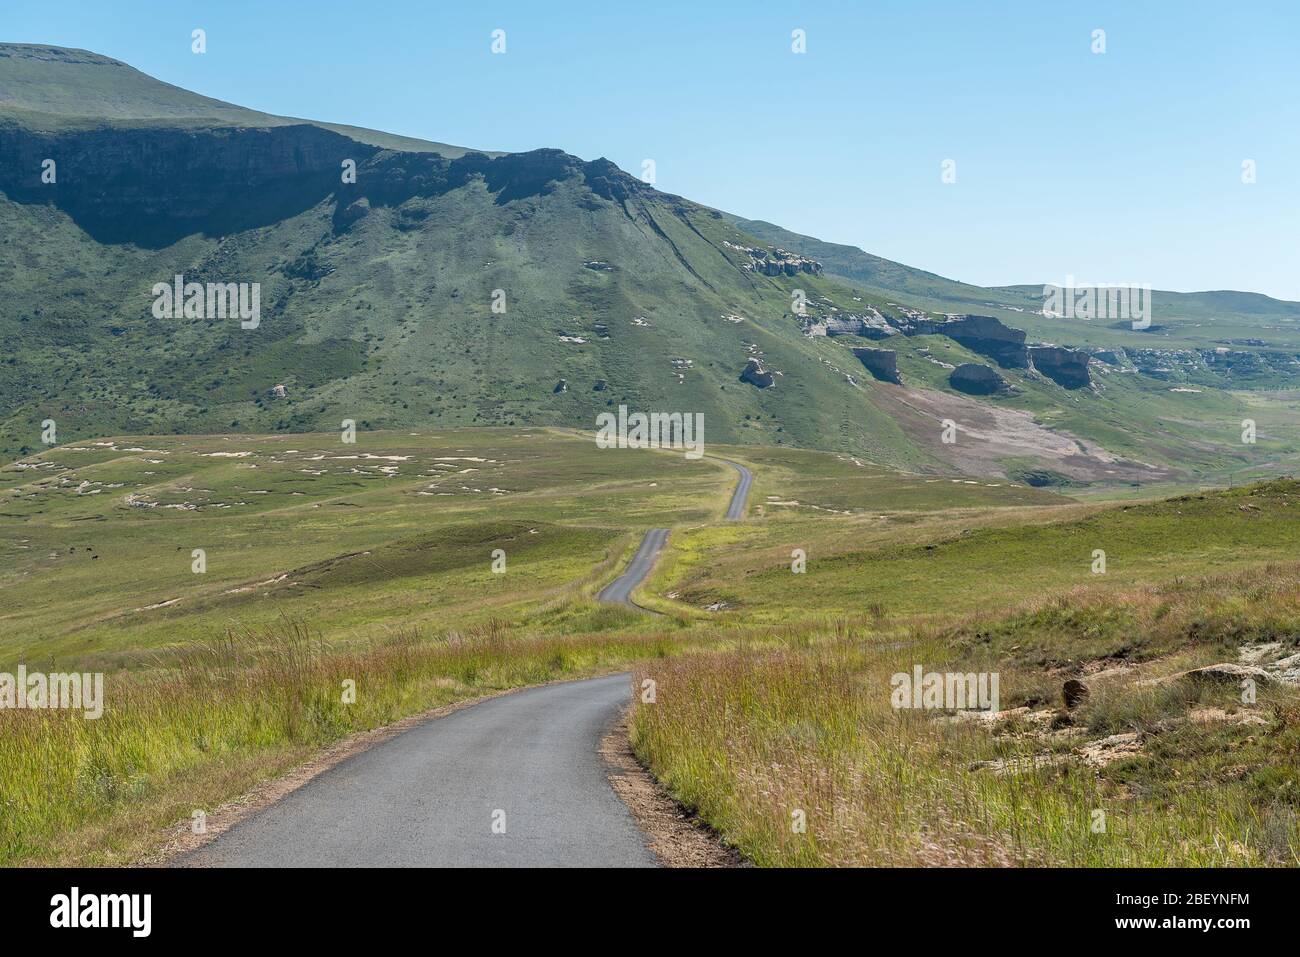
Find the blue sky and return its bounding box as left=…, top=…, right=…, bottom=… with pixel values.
left=7, top=0, right=1299, bottom=299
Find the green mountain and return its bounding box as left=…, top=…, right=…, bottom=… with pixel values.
left=0, top=43, right=481, bottom=154
left=3, top=43, right=1299, bottom=487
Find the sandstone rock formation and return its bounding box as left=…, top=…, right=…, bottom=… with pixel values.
left=851, top=347, right=901, bottom=384
left=851, top=311, right=1030, bottom=368
left=819, top=312, right=898, bottom=339
left=931, top=315, right=1028, bottom=368
left=739, top=358, right=775, bottom=388
left=1029, top=346, right=1092, bottom=389
left=735, top=245, right=823, bottom=277
left=949, top=363, right=1005, bottom=395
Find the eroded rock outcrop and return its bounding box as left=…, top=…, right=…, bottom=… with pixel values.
left=851, top=347, right=900, bottom=384
left=854, top=311, right=1030, bottom=368
left=949, top=363, right=1005, bottom=395
left=739, top=358, right=775, bottom=388
left=1029, top=346, right=1092, bottom=389
left=819, top=313, right=898, bottom=339
left=934, top=315, right=1028, bottom=368
left=725, top=241, right=823, bottom=276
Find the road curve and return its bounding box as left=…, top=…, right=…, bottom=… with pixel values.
left=595, top=459, right=750, bottom=612
left=182, top=674, right=656, bottom=868
left=596, top=527, right=668, bottom=610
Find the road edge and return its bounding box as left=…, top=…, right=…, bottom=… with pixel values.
left=600, top=709, right=744, bottom=868
left=148, top=678, right=588, bottom=867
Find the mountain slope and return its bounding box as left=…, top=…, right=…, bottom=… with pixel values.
left=0, top=43, right=483, bottom=155
left=732, top=215, right=1300, bottom=350
left=3, top=43, right=1299, bottom=487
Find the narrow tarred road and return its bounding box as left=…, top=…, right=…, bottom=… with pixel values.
left=183, top=674, right=654, bottom=868
left=186, top=460, right=757, bottom=867
left=717, top=458, right=753, bottom=520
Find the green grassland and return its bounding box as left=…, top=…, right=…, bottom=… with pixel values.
left=0, top=428, right=742, bottom=664
left=3, top=45, right=1299, bottom=867
left=626, top=464, right=1300, bottom=867
left=1, top=428, right=1298, bottom=865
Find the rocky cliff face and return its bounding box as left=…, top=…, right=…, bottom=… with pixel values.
left=949, top=363, right=1006, bottom=395
left=815, top=312, right=897, bottom=339
left=851, top=347, right=901, bottom=384
left=926, top=314, right=1029, bottom=368
left=1029, top=346, right=1092, bottom=389
left=0, top=118, right=649, bottom=248
left=820, top=308, right=1031, bottom=369
left=0, top=121, right=374, bottom=245
left=723, top=241, right=823, bottom=277
left=1099, top=345, right=1300, bottom=385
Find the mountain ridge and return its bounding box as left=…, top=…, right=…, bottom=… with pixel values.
left=3, top=43, right=1299, bottom=488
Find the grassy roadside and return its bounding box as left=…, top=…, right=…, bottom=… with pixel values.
left=629, top=566, right=1300, bottom=866
left=0, top=612, right=708, bottom=866
left=7, top=428, right=1299, bottom=867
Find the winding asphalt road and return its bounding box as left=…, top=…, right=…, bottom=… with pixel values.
left=183, top=674, right=655, bottom=867
left=596, top=527, right=669, bottom=610
left=187, top=458, right=755, bottom=867
left=594, top=458, right=750, bottom=611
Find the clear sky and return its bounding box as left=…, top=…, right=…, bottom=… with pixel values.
left=6, top=0, right=1298, bottom=299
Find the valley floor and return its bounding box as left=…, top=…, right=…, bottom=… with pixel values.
left=0, top=428, right=1296, bottom=866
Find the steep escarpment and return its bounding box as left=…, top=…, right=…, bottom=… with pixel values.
left=896, top=313, right=1029, bottom=368
left=0, top=121, right=373, bottom=245
left=0, top=85, right=926, bottom=465
left=0, top=119, right=649, bottom=248
left=1029, top=346, right=1092, bottom=389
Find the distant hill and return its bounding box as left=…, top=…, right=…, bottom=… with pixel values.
left=732, top=215, right=1300, bottom=348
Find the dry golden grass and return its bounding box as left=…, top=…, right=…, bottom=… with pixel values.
left=630, top=566, right=1300, bottom=867
left=0, top=616, right=701, bottom=865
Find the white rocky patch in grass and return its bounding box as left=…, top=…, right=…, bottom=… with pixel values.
left=136, top=597, right=184, bottom=611
left=224, top=573, right=292, bottom=595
